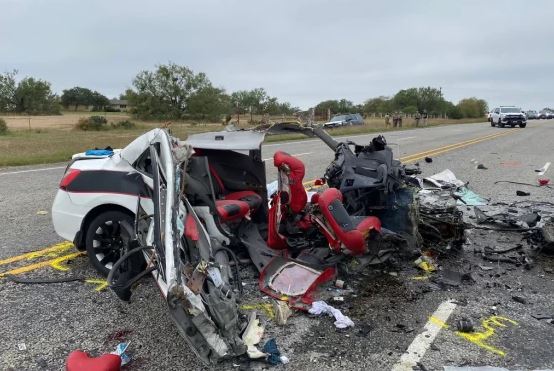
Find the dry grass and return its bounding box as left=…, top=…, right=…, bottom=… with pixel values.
left=0, top=112, right=486, bottom=167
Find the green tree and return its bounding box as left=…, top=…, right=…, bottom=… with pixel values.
left=457, top=98, right=488, bottom=118
left=187, top=86, right=231, bottom=121
left=14, top=77, right=60, bottom=114
left=61, top=87, right=109, bottom=110
left=314, top=99, right=354, bottom=117
left=0, top=70, right=17, bottom=112
left=363, top=96, right=392, bottom=114
left=128, top=63, right=211, bottom=119
left=392, top=88, right=419, bottom=110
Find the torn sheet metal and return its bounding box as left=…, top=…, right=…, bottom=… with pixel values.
left=424, top=169, right=465, bottom=188
left=259, top=257, right=336, bottom=310
left=186, top=130, right=265, bottom=151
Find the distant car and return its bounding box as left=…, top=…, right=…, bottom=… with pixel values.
left=490, top=106, right=527, bottom=128
left=323, top=113, right=364, bottom=128
left=539, top=110, right=554, bottom=119
left=526, top=110, right=539, bottom=120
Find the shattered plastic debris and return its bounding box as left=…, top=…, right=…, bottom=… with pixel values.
left=111, top=342, right=131, bottom=366
left=242, top=312, right=266, bottom=359
left=273, top=300, right=292, bottom=325
left=308, top=300, right=355, bottom=329
left=424, top=169, right=465, bottom=188
left=414, top=255, right=436, bottom=272
left=17, top=343, right=26, bottom=351
left=259, top=257, right=335, bottom=309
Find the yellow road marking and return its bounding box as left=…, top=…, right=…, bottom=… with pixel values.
left=456, top=315, right=517, bottom=356
left=85, top=279, right=109, bottom=291
left=428, top=314, right=517, bottom=356
left=0, top=252, right=85, bottom=278
left=400, top=129, right=517, bottom=163
left=0, top=241, right=74, bottom=266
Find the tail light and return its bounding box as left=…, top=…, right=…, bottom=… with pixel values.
left=59, top=168, right=81, bottom=190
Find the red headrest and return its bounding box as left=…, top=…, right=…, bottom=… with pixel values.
left=273, top=151, right=307, bottom=213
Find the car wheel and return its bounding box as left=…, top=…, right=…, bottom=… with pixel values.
left=519, top=123, right=526, bottom=128
left=498, top=119, right=504, bottom=128
left=510, top=124, right=515, bottom=128
left=490, top=119, right=495, bottom=127
left=85, top=210, right=136, bottom=276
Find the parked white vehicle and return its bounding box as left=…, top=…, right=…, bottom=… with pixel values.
left=489, top=106, right=527, bottom=128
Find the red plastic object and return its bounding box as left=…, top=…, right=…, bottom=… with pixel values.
left=59, top=168, right=81, bottom=190
left=185, top=214, right=199, bottom=241
left=314, top=178, right=325, bottom=186
left=273, top=151, right=307, bottom=214
left=538, top=178, right=550, bottom=186
left=66, top=350, right=121, bottom=371
left=258, top=256, right=336, bottom=310
left=267, top=194, right=288, bottom=250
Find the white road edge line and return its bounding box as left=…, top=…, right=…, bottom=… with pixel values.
left=263, top=131, right=415, bottom=147
left=262, top=152, right=312, bottom=162
left=0, top=166, right=66, bottom=176
left=391, top=299, right=457, bottom=371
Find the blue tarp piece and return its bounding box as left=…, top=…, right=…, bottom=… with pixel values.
left=84, top=149, right=113, bottom=156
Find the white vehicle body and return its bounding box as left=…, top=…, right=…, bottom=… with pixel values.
left=489, top=106, right=527, bottom=128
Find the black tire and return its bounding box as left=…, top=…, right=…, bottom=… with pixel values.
left=498, top=119, right=504, bottom=128
left=85, top=210, right=135, bottom=276
left=510, top=124, right=515, bottom=128
left=519, top=123, right=526, bottom=128
left=490, top=119, right=495, bottom=127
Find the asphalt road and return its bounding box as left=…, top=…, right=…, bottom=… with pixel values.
left=1, top=120, right=553, bottom=370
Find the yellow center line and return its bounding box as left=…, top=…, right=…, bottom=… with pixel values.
left=400, top=129, right=518, bottom=163
left=0, top=252, right=85, bottom=278
left=0, top=241, right=74, bottom=266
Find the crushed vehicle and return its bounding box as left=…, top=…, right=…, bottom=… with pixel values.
left=51, top=122, right=554, bottom=366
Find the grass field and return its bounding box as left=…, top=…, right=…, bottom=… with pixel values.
left=0, top=112, right=485, bottom=167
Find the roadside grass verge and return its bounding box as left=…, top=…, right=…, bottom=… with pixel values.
left=0, top=117, right=486, bottom=167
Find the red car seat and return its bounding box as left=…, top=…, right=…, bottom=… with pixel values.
left=209, top=165, right=263, bottom=212
left=315, top=188, right=381, bottom=255
left=267, top=151, right=308, bottom=249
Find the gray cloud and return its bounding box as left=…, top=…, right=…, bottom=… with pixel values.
left=1, top=0, right=553, bottom=110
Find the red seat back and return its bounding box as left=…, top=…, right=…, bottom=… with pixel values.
left=316, top=188, right=381, bottom=255
left=273, top=151, right=307, bottom=214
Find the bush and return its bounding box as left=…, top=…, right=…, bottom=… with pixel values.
left=104, top=106, right=121, bottom=112
left=111, top=120, right=136, bottom=129
left=74, top=115, right=108, bottom=131
left=0, top=118, right=8, bottom=135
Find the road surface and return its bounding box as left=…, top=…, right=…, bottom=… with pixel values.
left=1, top=120, right=553, bottom=370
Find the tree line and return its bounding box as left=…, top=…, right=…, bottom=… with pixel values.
left=0, top=63, right=489, bottom=120
left=315, top=87, right=488, bottom=119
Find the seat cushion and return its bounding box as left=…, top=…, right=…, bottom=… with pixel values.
left=224, top=191, right=262, bottom=211
left=215, top=199, right=250, bottom=222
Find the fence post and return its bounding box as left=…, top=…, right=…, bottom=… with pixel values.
left=28, top=117, right=31, bottom=131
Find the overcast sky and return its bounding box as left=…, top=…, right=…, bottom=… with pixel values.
left=1, top=0, right=553, bottom=110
